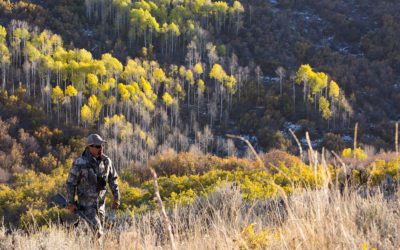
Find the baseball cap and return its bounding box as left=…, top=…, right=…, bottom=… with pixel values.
left=87, top=134, right=107, bottom=146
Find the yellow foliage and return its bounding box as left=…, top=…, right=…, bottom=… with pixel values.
left=185, top=69, right=194, bottom=85
left=162, top=92, right=174, bottom=106
left=209, top=63, right=227, bottom=83
left=100, top=81, right=110, bottom=92
left=140, top=77, right=156, bottom=101
left=295, top=64, right=313, bottom=84
left=88, top=95, right=101, bottom=120
left=86, top=73, right=99, bottom=92
left=118, top=83, right=131, bottom=102
left=51, top=86, right=64, bottom=104
left=198, top=79, right=205, bottom=93
left=193, top=63, right=203, bottom=75
left=354, top=148, right=368, bottom=160
left=329, top=80, right=340, bottom=101
left=104, top=114, right=133, bottom=139
left=319, top=96, right=331, bottom=120
left=9, top=95, right=18, bottom=102
left=342, top=148, right=368, bottom=160
left=342, top=148, right=352, bottom=158
left=152, top=68, right=166, bottom=83
left=225, top=75, right=236, bottom=93
left=174, top=83, right=183, bottom=93
left=0, top=25, right=6, bottom=43
left=80, top=104, right=92, bottom=124
left=65, top=85, right=78, bottom=97
left=240, top=224, right=270, bottom=250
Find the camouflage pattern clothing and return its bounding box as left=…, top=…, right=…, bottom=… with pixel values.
left=66, top=149, right=120, bottom=235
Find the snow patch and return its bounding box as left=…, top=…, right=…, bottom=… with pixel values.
left=283, top=122, right=302, bottom=132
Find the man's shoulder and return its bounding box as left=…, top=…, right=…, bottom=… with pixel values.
left=102, top=154, right=112, bottom=164
left=73, top=156, right=89, bottom=166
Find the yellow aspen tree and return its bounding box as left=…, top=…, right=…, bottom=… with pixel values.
left=328, top=80, right=341, bottom=127
left=140, top=77, right=157, bottom=101
left=65, top=85, right=78, bottom=97
left=100, top=80, right=111, bottom=92
left=185, top=69, right=194, bottom=85
left=230, top=1, right=244, bottom=34
left=65, top=84, right=78, bottom=124
left=168, top=22, right=180, bottom=55
left=152, top=67, right=166, bottom=94
left=186, top=69, right=195, bottom=105
left=86, top=73, right=99, bottom=94
left=153, top=68, right=166, bottom=83
left=104, top=114, right=133, bottom=142
left=51, top=85, right=64, bottom=104
left=225, top=75, right=236, bottom=110
left=328, top=80, right=340, bottom=102
left=0, top=42, right=10, bottom=91
left=0, top=26, right=6, bottom=43
left=118, top=83, right=131, bottom=102
left=77, top=48, right=93, bottom=63
left=213, top=1, right=229, bottom=33
left=142, top=95, right=155, bottom=111
left=308, top=72, right=327, bottom=111
left=319, top=96, right=331, bottom=120
left=194, top=63, right=203, bottom=76
left=209, top=63, right=227, bottom=82
left=174, top=82, right=184, bottom=100
left=101, top=53, right=123, bottom=79
left=81, top=104, right=92, bottom=127
left=210, top=63, right=228, bottom=122
left=295, top=64, right=313, bottom=103
left=198, top=79, right=205, bottom=93
left=93, top=60, right=107, bottom=77
left=162, top=92, right=174, bottom=106
left=225, top=75, right=236, bottom=94
left=179, top=65, right=186, bottom=78
left=51, top=85, right=64, bottom=123
left=197, top=79, right=206, bottom=116
left=126, top=84, right=138, bottom=103
left=88, top=95, right=102, bottom=122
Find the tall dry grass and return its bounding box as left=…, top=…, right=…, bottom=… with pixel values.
left=1, top=182, right=399, bottom=250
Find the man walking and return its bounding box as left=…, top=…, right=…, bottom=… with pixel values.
left=66, top=133, right=120, bottom=236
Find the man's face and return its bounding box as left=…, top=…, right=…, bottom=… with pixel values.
left=88, top=144, right=103, bottom=158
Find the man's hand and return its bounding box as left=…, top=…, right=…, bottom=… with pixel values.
left=66, top=203, right=77, bottom=213
left=112, top=199, right=120, bottom=209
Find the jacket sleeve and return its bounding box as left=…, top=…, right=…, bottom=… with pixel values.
left=66, top=160, right=81, bottom=204
left=107, top=159, right=120, bottom=201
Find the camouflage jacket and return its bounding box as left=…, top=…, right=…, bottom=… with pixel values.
left=66, top=149, right=120, bottom=209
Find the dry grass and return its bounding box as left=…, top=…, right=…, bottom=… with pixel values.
left=1, top=183, right=399, bottom=250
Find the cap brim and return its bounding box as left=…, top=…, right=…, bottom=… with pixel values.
left=87, top=141, right=107, bottom=146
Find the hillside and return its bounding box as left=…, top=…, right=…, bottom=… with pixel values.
left=2, top=0, right=400, bottom=151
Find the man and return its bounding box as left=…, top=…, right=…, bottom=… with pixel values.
left=66, top=133, right=120, bottom=236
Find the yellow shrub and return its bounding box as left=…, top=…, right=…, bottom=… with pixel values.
left=239, top=224, right=270, bottom=250
left=342, top=148, right=353, bottom=158
left=342, top=148, right=367, bottom=160
left=354, top=148, right=368, bottom=160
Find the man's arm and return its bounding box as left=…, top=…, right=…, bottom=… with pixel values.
left=66, top=161, right=81, bottom=204
left=107, top=159, right=120, bottom=207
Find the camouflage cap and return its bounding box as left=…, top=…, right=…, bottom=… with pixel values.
left=87, top=134, right=106, bottom=146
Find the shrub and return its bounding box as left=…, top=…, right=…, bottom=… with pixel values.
left=342, top=148, right=368, bottom=160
